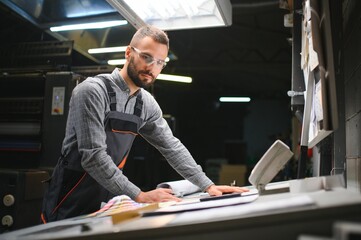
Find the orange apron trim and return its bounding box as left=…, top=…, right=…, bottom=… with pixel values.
left=51, top=173, right=87, bottom=214
left=40, top=213, right=47, bottom=224
left=117, top=155, right=128, bottom=169
left=111, top=129, right=138, bottom=136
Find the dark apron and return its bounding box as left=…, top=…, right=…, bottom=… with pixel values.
left=41, top=77, right=143, bottom=223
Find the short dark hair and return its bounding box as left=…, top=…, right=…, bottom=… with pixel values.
left=130, top=25, right=169, bottom=49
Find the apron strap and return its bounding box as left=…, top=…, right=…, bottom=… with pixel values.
left=98, top=76, right=117, bottom=111
left=134, top=93, right=143, bottom=117
left=98, top=75, right=143, bottom=116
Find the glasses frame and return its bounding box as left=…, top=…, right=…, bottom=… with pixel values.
left=130, top=46, right=167, bottom=69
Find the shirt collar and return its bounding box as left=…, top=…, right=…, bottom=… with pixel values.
left=110, top=68, right=142, bottom=96
left=110, top=68, right=130, bottom=92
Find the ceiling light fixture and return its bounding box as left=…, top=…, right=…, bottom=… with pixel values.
left=157, top=74, right=192, bottom=83
left=107, top=57, right=170, bottom=65
left=88, top=46, right=128, bottom=54
left=107, top=59, right=127, bottom=65
left=219, top=97, right=251, bottom=103
left=106, top=0, right=232, bottom=30
left=107, top=59, right=192, bottom=83
left=50, top=20, right=128, bottom=32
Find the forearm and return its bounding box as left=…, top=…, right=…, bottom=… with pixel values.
left=162, top=143, right=214, bottom=191
left=142, top=128, right=214, bottom=191
left=139, top=96, right=214, bottom=192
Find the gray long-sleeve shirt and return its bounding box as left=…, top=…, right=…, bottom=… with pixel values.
left=61, top=68, right=213, bottom=200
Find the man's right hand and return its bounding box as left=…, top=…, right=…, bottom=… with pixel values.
left=135, top=188, right=181, bottom=203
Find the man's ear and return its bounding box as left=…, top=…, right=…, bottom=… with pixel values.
left=125, top=46, right=132, bottom=60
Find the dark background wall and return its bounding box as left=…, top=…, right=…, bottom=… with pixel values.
left=343, top=0, right=361, bottom=192
left=152, top=83, right=293, bottom=165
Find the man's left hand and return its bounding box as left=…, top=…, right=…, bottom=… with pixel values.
left=206, top=184, right=249, bottom=196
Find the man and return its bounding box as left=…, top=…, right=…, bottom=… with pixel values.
left=41, top=25, right=248, bottom=223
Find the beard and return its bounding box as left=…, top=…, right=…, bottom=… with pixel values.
left=127, top=56, right=155, bottom=88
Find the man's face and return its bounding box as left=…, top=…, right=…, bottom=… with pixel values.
left=126, top=37, right=168, bottom=88
left=127, top=54, right=155, bottom=88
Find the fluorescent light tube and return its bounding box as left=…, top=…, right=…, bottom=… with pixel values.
left=107, top=57, right=170, bottom=65
left=89, top=46, right=128, bottom=54
left=50, top=20, right=128, bottom=32
left=107, top=60, right=190, bottom=83
left=219, top=97, right=251, bottom=103
left=157, top=74, right=192, bottom=83
left=108, top=59, right=127, bottom=65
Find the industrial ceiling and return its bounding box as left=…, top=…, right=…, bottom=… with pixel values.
left=0, top=0, right=293, bottom=99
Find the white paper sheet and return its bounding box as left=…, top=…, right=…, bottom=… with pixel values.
left=155, top=194, right=259, bottom=214
left=157, top=180, right=201, bottom=197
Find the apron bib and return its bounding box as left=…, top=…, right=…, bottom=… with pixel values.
left=41, top=76, right=143, bottom=222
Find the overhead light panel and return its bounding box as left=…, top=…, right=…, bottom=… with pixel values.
left=50, top=20, right=128, bottom=32
left=219, top=97, right=251, bottom=103
left=106, top=0, right=232, bottom=30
